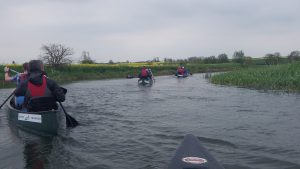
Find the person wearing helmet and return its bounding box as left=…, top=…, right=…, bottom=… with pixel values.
left=147, top=68, right=154, bottom=81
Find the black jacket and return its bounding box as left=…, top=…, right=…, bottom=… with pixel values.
left=15, top=71, right=66, bottom=104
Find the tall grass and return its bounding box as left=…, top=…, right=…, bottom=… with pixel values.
left=211, top=62, right=300, bottom=92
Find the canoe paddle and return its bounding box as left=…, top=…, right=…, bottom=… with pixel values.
left=58, top=102, right=79, bottom=128
left=0, top=67, right=18, bottom=109
left=9, top=68, right=20, bottom=74
left=0, top=89, right=16, bottom=109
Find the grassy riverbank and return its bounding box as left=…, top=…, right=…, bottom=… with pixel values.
left=211, top=62, right=300, bottom=92
left=0, top=62, right=239, bottom=88
left=2, top=61, right=299, bottom=92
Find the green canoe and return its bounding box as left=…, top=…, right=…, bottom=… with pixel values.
left=138, top=78, right=153, bottom=86
left=168, top=134, right=224, bottom=169
left=7, top=98, right=59, bottom=135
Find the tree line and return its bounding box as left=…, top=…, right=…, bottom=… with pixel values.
left=164, top=50, right=300, bottom=65
left=14, top=43, right=300, bottom=67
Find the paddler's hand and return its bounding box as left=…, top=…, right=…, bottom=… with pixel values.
left=4, top=66, right=9, bottom=73
left=54, top=87, right=66, bottom=102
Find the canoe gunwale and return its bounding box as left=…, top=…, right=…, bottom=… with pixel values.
left=7, top=98, right=57, bottom=114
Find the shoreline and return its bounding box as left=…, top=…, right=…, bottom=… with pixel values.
left=2, top=62, right=299, bottom=92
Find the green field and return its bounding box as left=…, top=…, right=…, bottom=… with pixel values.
left=211, top=62, right=300, bottom=92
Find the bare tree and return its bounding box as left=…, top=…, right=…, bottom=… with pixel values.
left=79, top=51, right=95, bottom=64
left=265, top=52, right=281, bottom=65
left=217, top=53, right=229, bottom=63
left=40, top=43, right=73, bottom=67
left=203, top=56, right=217, bottom=64
left=232, top=50, right=245, bottom=64
left=288, top=50, right=300, bottom=62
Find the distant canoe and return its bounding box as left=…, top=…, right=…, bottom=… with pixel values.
left=126, top=75, right=136, bottom=79
left=138, top=78, right=153, bottom=86
left=175, top=74, right=189, bottom=78
left=6, top=98, right=59, bottom=135
left=167, top=134, right=224, bottom=169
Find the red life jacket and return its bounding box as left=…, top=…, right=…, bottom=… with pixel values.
left=178, top=68, right=184, bottom=75
left=141, top=68, right=148, bottom=77
left=26, top=75, right=57, bottom=111
left=27, top=75, right=51, bottom=97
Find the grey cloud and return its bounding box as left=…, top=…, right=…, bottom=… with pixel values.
left=0, top=0, right=300, bottom=63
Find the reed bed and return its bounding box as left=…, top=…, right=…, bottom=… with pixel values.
left=211, top=62, right=300, bottom=92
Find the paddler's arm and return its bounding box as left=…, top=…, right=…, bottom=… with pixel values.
left=47, top=78, right=66, bottom=102
left=4, top=67, right=12, bottom=81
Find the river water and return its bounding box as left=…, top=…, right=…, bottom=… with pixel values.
left=0, top=74, right=299, bottom=169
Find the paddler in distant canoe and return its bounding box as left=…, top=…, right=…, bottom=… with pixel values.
left=138, top=66, right=152, bottom=81
left=175, top=66, right=184, bottom=76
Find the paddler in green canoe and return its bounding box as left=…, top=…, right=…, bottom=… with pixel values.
left=14, top=60, right=66, bottom=112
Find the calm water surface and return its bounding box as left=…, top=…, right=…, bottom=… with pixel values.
left=0, top=74, right=300, bottom=169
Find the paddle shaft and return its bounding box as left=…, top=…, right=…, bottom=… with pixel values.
left=58, top=101, right=79, bottom=127
left=59, top=101, right=67, bottom=115
left=0, top=68, right=21, bottom=109
left=9, top=69, right=19, bottom=74
left=0, top=68, right=21, bottom=108
left=0, top=90, right=15, bottom=109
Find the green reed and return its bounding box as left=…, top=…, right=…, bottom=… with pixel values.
left=211, top=62, right=300, bottom=92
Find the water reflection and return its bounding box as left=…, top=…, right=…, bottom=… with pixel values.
left=8, top=121, right=53, bottom=169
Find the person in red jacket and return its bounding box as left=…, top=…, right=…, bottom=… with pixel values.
left=15, top=60, right=66, bottom=111
left=176, top=66, right=184, bottom=75
left=138, top=66, right=150, bottom=80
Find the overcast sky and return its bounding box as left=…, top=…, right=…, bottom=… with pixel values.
left=0, top=0, right=299, bottom=64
